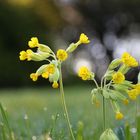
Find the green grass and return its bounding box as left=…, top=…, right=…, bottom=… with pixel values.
left=0, top=86, right=138, bottom=139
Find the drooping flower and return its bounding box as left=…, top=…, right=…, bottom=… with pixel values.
left=115, top=111, right=124, bottom=120
left=28, top=37, right=39, bottom=48
left=112, top=72, right=125, bottom=84
left=121, top=52, right=138, bottom=67
left=56, top=49, right=68, bottom=61
left=79, top=33, right=90, bottom=44
left=52, top=81, right=59, bottom=88
left=78, top=66, right=92, bottom=80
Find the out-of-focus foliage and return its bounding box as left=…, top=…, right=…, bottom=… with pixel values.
left=0, top=0, right=140, bottom=87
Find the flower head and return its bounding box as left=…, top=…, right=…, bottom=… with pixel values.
left=115, top=111, right=124, bottom=120
left=30, top=73, right=38, bottom=81
left=56, top=49, right=68, bottom=61
left=121, top=52, right=138, bottom=67
left=79, top=33, right=90, bottom=44
left=52, top=81, right=59, bottom=88
left=78, top=66, right=92, bottom=80
left=28, top=37, right=39, bottom=48
left=112, top=72, right=125, bottom=84
left=19, top=49, right=33, bottom=61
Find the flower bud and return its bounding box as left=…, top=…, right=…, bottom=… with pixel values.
left=100, top=129, right=119, bottom=140
left=109, top=59, right=122, bottom=70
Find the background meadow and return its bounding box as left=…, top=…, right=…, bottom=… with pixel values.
left=0, top=0, right=140, bottom=139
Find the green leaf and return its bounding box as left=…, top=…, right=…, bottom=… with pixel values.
left=0, top=103, right=13, bottom=140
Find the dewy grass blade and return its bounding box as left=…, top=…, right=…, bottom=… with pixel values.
left=1, top=123, right=7, bottom=140
left=0, top=103, right=13, bottom=140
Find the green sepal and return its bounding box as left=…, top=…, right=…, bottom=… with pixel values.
left=118, top=64, right=130, bottom=74
left=36, top=64, right=48, bottom=75
left=109, top=90, right=126, bottom=100
left=66, top=43, right=77, bottom=53
left=100, top=129, right=119, bottom=140
left=105, top=70, right=115, bottom=80
left=49, top=68, right=59, bottom=82
left=109, top=59, right=122, bottom=70
left=38, top=44, right=52, bottom=53
left=103, top=89, right=110, bottom=99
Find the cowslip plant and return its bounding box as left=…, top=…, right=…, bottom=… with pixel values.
left=19, top=33, right=90, bottom=140
left=78, top=52, right=139, bottom=139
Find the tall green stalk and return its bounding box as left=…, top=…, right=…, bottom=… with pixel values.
left=102, top=96, right=106, bottom=131
left=58, top=63, right=75, bottom=140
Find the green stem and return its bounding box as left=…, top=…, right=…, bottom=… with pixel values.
left=58, top=63, right=75, bottom=140
left=93, top=78, right=99, bottom=88
left=102, top=96, right=106, bottom=131
left=135, top=100, right=138, bottom=140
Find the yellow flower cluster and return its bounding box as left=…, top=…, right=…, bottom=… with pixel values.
left=112, top=72, right=125, bottom=84
left=57, top=49, right=68, bottom=61
left=121, top=52, right=138, bottom=67
left=115, top=111, right=124, bottom=120
left=20, top=33, right=90, bottom=89
left=78, top=66, right=92, bottom=80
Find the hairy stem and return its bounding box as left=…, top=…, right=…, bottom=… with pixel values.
left=58, top=63, right=75, bottom=140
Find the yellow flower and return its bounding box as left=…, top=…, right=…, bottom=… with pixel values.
left=19, top=51, right=27, bottom=61
left=121, top=52, right=138, bottom=67
left=123, top=99, right=129, bottom=105
left=56, top=49, right=68, bottom=61
left=116, top=111, right=124, bottom=120
left=47, top=64, right=55, bottom=74
left=19, top=49, right=33, bottom=61
left=79, top=33, right=90, bottom=44
left=28, top=37, right=39, bottom=48
left=112, top=72, right=125, bottom=84
left=128, top=89, right=138, bottom=100
left=52, top=81, right=59, bottom=88
left=42, top=72, right=49, bottom=79
left=30, top=73, right=38, bottom=81
left=133, top=84, right=140, bottom=94
left=78, top=66, right=91, bottom=80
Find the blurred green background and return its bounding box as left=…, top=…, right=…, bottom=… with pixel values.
left=0, top=0, right=140, bottom=88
